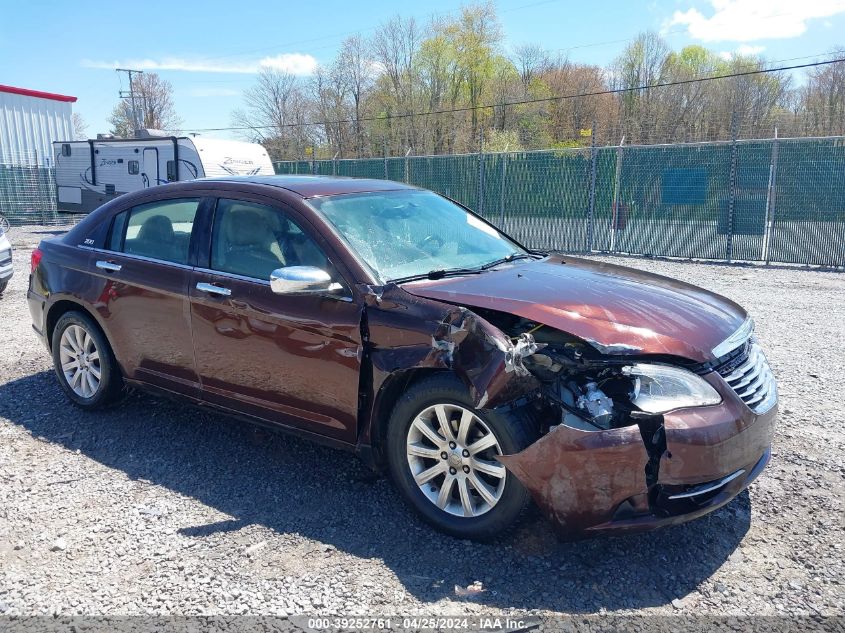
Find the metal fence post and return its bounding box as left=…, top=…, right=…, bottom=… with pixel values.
left=383, top=136, right=388, bottom=179
left=311, top=159, right=317, bottom=175
left=610, top=136, right=625, bottom=253
left=726, top=121, right=738, bottom=262
left=404, top=148, right=411, bottom=183
left=499, top=151, right=509, bottom=228
left=333, top=152, right=338, bottom=176
left=477, top=128, right=485, bottom=216
left=586, top=121, right=598, bottom=252
left=763, top=130, right=779, bottom=265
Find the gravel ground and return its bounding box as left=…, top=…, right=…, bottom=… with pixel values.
left=0, top=225, right=842, bottom=623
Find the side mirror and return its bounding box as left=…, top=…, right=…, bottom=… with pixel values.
left=270, top=266, right=334, bottom=295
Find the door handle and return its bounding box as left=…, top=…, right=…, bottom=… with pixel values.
left=96, top=260, right=122, bottom=272
left=196, top=282, right=231, bottom=297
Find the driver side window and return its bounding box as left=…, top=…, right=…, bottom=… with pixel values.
left=211, top=198, right=334, bottom=281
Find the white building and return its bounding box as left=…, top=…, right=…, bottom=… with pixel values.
left=0, top=84, right=76, bottom=167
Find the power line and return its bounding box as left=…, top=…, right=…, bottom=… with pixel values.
left=172, top=56, right=845, bottom=133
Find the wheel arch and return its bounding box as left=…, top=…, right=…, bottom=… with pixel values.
left=45, top=299, right=114, bottom=356
left=364, top=367, right=449, bottom=470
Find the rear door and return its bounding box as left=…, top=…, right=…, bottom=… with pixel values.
left=189, top=196, right=363, bottom=442
left=92, top=197, right=205, bottom=397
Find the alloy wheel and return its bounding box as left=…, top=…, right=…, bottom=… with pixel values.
left=59, top=324, right=101, bottom=398
left=406, top=403, right=507, bottom=517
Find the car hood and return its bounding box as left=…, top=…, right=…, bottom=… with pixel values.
left=402, top=255, right=747, bottom=362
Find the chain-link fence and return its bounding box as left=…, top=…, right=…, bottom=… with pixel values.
left=275, top=135, right=845, bottom=267
left=0, top=152, right=80, bottom=228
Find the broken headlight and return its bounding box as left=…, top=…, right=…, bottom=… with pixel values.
left=623, top=364, right=721, bottom=413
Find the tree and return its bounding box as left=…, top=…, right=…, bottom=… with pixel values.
left=799, top=49, right=845, bottom=135
left=610, top=31, right=671, bottom=142
left=336, top=35, right=374, bottom=156
left=512, top=43, right=550, bottom=97
left=371, top=14, right=422, bottom=152
left=72, top=112, right=88, bottom=140
left=443, top=2, right=503, bottom=143
left=109, top=73, right=180, bottom=137
left=231, top=68, right=311, bottom=159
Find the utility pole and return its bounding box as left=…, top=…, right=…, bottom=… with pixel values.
left=116, top=68, right=144, bottom=137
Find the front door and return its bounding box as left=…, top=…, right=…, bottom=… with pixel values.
left=93, top=197, right=202, bottom=397
left=142, top=147, right=160, bottom=187
left=189, top=197, right=363, bottom=442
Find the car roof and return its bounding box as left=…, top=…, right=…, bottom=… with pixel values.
left=198, top=175, right=417, bottom=198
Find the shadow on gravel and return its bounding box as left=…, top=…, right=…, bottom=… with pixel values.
left=1, top=371, right=751, bottom=613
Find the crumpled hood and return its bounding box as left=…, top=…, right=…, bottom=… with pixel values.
left=403, top=255, right=747, bottom=362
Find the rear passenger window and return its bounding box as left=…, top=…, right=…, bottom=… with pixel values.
left=108, top=211, right=129, bottom=251
left=118, top=199, right=199, bottom=265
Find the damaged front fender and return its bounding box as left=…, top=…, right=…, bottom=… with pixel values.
left=361, top=283, right=541, bottom=433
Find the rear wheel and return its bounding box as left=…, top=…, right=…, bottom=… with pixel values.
left=0, top=280, right=7, bottom=294
left=386, top=373, right=536, bottom=540
left=51, top=311, right=124, bottom=408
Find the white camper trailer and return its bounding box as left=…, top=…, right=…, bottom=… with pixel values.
left=53, top=134, right=275, bottom=213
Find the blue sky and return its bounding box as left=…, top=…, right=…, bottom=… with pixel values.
left=3, top=0, right=844, bottom=139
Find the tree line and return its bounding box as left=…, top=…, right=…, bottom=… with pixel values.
left=110, top=2, right=845, bottom=159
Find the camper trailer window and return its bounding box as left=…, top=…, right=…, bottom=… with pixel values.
left=128, top=160, right=139, bottom=175
left=166, top=160, right=176, bottom=181
left=61, top=144, right=71, bottom=157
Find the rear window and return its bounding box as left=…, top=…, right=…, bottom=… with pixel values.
left=110, top=199, right=199, bottom=265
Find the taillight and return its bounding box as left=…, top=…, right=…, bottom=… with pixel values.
left=30, top=248, right=43, bottom=273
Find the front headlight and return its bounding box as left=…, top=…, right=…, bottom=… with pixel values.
left=623, top=364, right=721, bottom=413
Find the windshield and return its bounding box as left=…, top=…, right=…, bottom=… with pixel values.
left=309, top=190, right=526, bottom=282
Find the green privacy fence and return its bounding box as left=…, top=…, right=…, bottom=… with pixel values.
left=276, top=136, right=845, bottom=267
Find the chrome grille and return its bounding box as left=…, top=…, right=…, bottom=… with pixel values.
left=717, top=342, right=777, bottom=414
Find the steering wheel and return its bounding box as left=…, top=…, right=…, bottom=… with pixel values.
left=416, top=234, right=444, bottom=253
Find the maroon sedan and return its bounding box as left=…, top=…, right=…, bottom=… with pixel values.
left=28, top=176, right=777, bottom=540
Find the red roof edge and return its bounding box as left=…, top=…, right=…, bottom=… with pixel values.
left=0, top=84, right=77, bottom=103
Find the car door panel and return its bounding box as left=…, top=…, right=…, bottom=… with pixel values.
left=187, top=195, right=363, bottom=442
left=190, top=270, right=362, bottom=441
left=87, top=196, right=204, bottom=398
left=95, top=253, right=199, bottom=396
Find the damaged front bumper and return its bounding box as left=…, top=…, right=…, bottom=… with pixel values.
left=498, top=372, right=777, bottom=538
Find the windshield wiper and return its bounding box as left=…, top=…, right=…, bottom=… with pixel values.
left=388, top=267, right=484, bottom=284
left=480, top=252, right=535, bottom=270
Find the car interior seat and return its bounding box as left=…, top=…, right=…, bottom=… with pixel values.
left=216, top=207, right=285, bottom=279
left=131, top=214, right=182, bottom=262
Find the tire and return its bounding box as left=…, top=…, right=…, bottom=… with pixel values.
left=51, top=311, right=124, bottom=409
left=0, top=280, right=7, bottom=295
left=386, top=373, right=536, bottom=540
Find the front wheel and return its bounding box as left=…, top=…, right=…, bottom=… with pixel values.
left=51, top=311, right=124, bottom=408
left=386, top=373, right=536, bottom=540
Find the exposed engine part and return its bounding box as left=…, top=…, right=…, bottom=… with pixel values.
left=576, top=382, right=614, bottom=427
left=504, top=333, right=541, bottom=374
left=545, top=380, right=616, bottom=432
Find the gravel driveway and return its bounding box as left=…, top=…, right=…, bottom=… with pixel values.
left=0, top=225, right=842, bottom=625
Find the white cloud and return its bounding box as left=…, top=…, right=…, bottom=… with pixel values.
left=668, top=0, right=845, bottom=42
left=81, top=53, right=318, bottom=75
left=717, top=44, right=765, bottom=59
